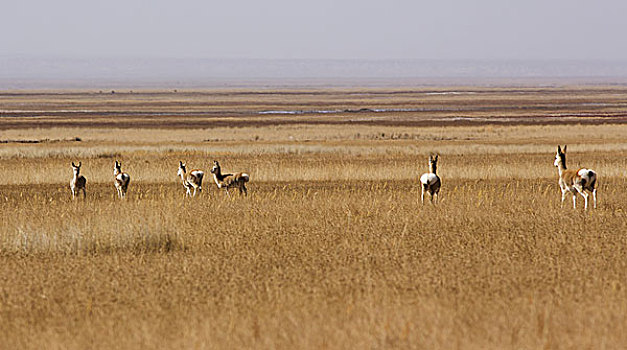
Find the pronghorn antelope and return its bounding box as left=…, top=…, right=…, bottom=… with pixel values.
left=554, top=145, right=597, bottom=210
left=210, top=160, right=250, bottom=197
left=70, top=162, right=87, bottom=199
left=113, top=160, right=131, bottom=199
left=420, top=155, right=441, bottom=204
left=177, top=161, right=204, bottom=197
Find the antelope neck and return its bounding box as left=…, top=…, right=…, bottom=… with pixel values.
left=214, top=169, right=229, bottom=181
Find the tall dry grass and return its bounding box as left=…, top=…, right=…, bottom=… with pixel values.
left=1, top=89, right=627, bottom=349
left=1, top=177, right=626, bottom=349
left=0, top=144, right=626, bottom=185
left=1, top=123, right=627, bottom=185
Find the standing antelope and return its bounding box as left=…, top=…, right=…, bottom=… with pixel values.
left=70, top=162, right=87, bottom=199
left=420, top=155, right=441, bottom=204
left=210, top=160, right=250, bottom=197
left=554, top=145, right=597, bottom=210
left=177, top=161, right=204, bottom=197
left=113, top=160, right=131, bottom=199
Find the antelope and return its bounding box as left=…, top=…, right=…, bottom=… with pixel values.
left=420, top=155, right=441, bottom=204
left=177, top=161, right=204, bottom=197
left=113, top=160, right=131, bottom=199
left=210, top=160, right=250, bottom=197
left=554, top=145, right=597, bottom=210
left=70, top=162, right=87, bottom=199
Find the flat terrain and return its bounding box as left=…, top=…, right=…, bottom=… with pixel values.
left=3, top=87, right=627, bottom=129
left=1, top=87, right=626, bottom=349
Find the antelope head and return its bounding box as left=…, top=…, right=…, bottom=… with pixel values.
left=177, top=161, right=187, bottom=177
left=210, top=160, right=220, bottom=174
left=429, top=154, right=438, bottom=174
left=114, top=160, right=123, bottom=175
left=71, top=162, right=82, bottom=175
left=554, top=145, right=566, bottom=168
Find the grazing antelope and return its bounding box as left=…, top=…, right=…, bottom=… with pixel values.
left=177, top=161, right=204, bottom=197
left=70, top=162, right=87, bottom=199
left=420, top=155, right=441, bottom=204
left=210, top=160, right=250, bottom=197
left=554, top=145, right=597, bottom=210
left=113, top=160, right=131, bottom=199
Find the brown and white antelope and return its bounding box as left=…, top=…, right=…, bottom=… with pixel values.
left=420, top=155, right=441, bottom=204
left=113, top=160, right=131, bottom=199
left=177, top=161, right=204, bottom=197
left=210, top=160, right=250, bottom=197
left=70, top=162, right=87, bottom=199
left=554, top=145, right=597, bottom=210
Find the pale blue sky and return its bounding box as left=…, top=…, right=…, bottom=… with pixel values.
left=2, top=0, right=626, bottom=60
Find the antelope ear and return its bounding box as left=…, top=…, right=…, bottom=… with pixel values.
left=435, top=155, right=438, bottom=161
left=557, top=145, right=561, bottom=153
left=78, top=162, right=81, bottom=167
left=71, top=162, right=76, bottom=167
left=179, top=161, right=183, bottom=166
left=563, top=145, right=567, bottom=152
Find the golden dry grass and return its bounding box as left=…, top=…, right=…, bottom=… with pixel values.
left=1, top=88, right=627, bottom=349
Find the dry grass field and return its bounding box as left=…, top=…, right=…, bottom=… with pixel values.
left=1, top=87, right=627, bottom=349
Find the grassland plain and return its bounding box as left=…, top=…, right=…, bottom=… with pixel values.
left=1, top=88, right=627, bottom=349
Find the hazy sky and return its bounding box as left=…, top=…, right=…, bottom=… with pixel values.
left=2, top=0, right=627, bottom=60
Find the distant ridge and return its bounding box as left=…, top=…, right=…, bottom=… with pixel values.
left=3, top=56, right=627, bottom=89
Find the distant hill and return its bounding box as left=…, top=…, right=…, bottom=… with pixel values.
left=3, top=56, right=627, bottom=89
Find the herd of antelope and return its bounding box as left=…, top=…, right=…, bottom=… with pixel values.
left=175, top=160, right=249, bottom=198
left=70, top=159, right=250, bottom=200
left=68, top=145, right=598, bottom=210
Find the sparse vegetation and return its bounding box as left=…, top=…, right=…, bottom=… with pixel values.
left=0, top=88, right=626, bottom=349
